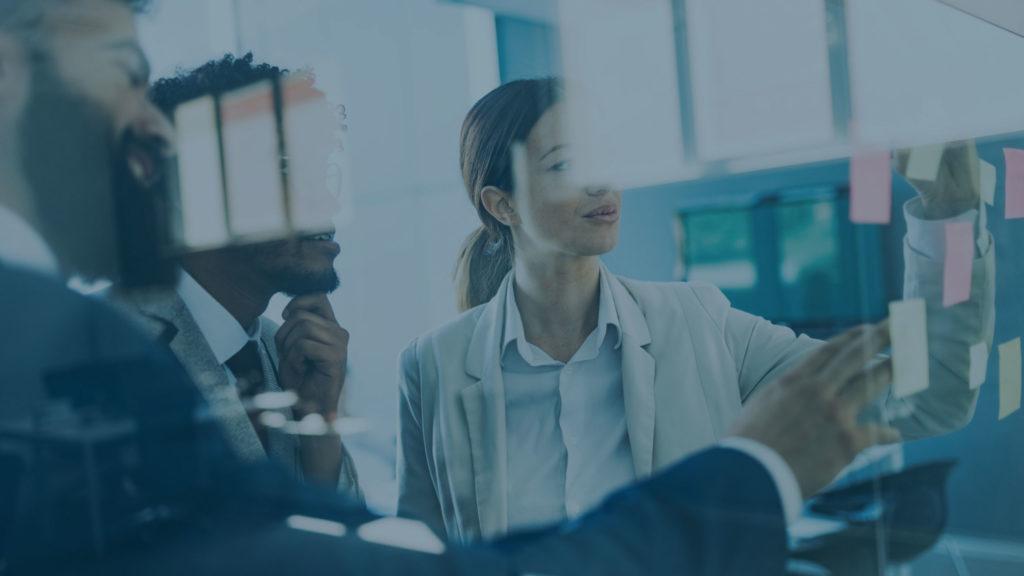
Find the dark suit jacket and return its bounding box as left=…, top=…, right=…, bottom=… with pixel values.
left=0, top=264, right=787, bottom=576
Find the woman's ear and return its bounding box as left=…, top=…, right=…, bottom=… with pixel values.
left=481, top=185, right=519, bottom=227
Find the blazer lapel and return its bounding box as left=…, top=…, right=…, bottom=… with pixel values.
left=258, top=319, right=301, bottom=476
left=607, top=273, right=657, bottom=478
left=460, top=274, right=512, bottom=539
left=125, top=289, right=266, bottom=461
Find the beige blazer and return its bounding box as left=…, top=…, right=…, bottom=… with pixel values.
left=397, top=238, right=995, bottom=542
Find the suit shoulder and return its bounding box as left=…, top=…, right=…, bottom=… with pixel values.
left=617, top=276, right=729, bottom=310
left=0, top=266, right=78, bottom=302
left=0, top=267, right=172, bottom=358
left=399, top=306, right=484, bottom=405
left=411, top=305, right=485, bottom=350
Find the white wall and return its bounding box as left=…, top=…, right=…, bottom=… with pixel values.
left=138, top=0, right=498, bottom=512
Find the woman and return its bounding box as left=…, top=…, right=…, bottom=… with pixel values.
left=396, top=79, right=993, bottom=542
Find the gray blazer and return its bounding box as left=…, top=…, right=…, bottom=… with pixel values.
left=111, top=287, right=362, bottom=500
left=397, top=237, right=996, bottom=542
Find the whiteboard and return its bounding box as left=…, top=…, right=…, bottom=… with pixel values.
left=848, top=0, right=1024, bottom=148
left=686, top=0, right=835, bottom=161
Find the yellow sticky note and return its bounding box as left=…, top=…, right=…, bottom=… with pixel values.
left=889, top=299, right=929, bottom=398
left=999, top=338, right=1022, bottom=420
left=969, top=342, right=988, bottom=390
left=906, top=144, right=945, bottom=181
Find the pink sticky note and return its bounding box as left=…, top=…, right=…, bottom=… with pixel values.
left=1004, top=148, right=1024, bottom=219
left=850, top=151, right=892, bottom=224
left=943, top=220, right=974, bottom=307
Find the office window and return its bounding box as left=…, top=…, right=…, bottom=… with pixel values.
left=677, top=185, right=881, bottom=336
left=777, top=195, right=842, bottom=324
left=680, top=209, right=756, bottom=290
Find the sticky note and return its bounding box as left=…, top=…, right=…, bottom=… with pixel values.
left=942, top=221, right=974, bottom=307
left=980, top=160, right=996, bottom=206
left=906, top=144, right=945, bottom=181
left=850, top=151, right=892, bottom=224
left=998, top=338, right=1022, bottom=420
left=1003, top=149, right=1024, bottom=219
left=969, top=342, right=988, bottom=390
left=889, top=299, right=929, bottom=398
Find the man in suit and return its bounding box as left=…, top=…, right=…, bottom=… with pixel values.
left=0, top=0, right=906, bottom=574
left=111, top=55, right=360, bottom=495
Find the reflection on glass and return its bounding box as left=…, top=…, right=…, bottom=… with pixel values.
left=174, top=96, right=228, bottom=249
left=220, top=79, right=287, bottom=239
left=282, top=76, right=340, bottom=234
left=681, top=208, right=756, bottom=289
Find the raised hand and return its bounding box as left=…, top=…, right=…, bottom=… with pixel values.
left=729, top=322, right=901, bottom=498
left=894, top=140, right=981, bottom=219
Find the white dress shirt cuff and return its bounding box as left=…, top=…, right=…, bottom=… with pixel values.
left=719, top=437, right=803, bottom=526
left=903, top=197, right=987, bottom=262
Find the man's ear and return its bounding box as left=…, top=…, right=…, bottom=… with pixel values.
left=480, top=185, right=519, bottom=227
left=0, top=33, right=29, bottom=123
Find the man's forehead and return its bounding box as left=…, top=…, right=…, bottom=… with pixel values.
left=43, top=0, right=137, bottom=45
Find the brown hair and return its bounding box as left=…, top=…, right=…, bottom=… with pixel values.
left=455, top=78, right=562, bottom=311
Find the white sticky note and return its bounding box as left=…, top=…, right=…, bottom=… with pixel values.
left=889, top=299, right=929, bottom=398
left=980, top=160, right=996, bottom=206
left=174, top=96, right=229, bottom=250
left=999, top=338, right=1022, bottom=420
left=969, top=342, right=988, bottom=390
left=906, top=144, right=945, bottom=181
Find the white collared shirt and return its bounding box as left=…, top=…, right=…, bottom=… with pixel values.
left=176, top=270, right=262, bottom=385
left=0, top=205, right=58, bottom=276
left=502, top=266, right=635, bottom=530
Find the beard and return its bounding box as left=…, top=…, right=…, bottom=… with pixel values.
left=273, top=266, right=340, bottom=297
left=234, top=240, right=340, bottom=297
left=18, top=54, right=174, bottom=287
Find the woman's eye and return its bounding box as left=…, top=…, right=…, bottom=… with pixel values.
left=549, top=160, right=570, bottom=172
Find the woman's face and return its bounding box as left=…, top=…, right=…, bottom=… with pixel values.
left=510, top=102, right=622, bottom=260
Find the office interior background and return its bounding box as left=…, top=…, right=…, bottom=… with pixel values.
left=139, top=0, right=1024, bottom=571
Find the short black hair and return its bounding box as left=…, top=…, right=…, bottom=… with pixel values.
left=150, top=52, right=286, bottom=116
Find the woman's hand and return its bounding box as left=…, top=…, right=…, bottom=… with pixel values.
left=894, top=141, right=981, bottom=220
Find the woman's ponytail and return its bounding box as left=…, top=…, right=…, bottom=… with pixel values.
left=454, top=225, right=513, bottom=312
left=454, top=78, right=561, bottom=312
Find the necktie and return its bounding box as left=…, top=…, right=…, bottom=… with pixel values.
left=225, top=340, right=265, bottom=398
left=225, top=340, right=269, bottom=449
